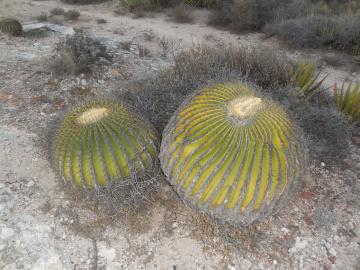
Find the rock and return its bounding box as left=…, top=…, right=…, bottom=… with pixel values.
left=22, top=23, right=75, bottom=36
left=0, top=227, right=14, bottom=240
left=352, top=136, right=360, bottom=145
left=344, top=169, right=357, bottom=186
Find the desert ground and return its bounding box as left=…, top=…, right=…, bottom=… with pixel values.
left=0, top=0, right=359, bottom=269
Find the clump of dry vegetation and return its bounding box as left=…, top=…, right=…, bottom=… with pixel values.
left=169, top=3, right=194, bottom=23
left=60, top=0, right=107, bottom=4
left=52, top=31, right=111, bottom=75
left=209, top=0, right=360, bottom=57
left=64, top=9, right=81, bottom=20
left=50, top=7, right=65, bottom=16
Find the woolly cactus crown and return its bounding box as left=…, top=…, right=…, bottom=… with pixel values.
left=160, top=83, right=308, bottom=225
left=52, top=100, right=159, bottom=191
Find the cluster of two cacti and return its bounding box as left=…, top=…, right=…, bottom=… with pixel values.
left=53, top=83, right=307, bottom=225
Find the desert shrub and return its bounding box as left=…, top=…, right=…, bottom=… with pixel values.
left=209, top=0, right=288, bottom=32
left=37, top=13, right=48, bottom=22
left=64, top=9, right=81, bottom=20
left=291, top=104, right=351, bottom=160
left=170, top=3, right=194, bottom=23
left=265, top=14, right=360, bottom=54
left=52, top=31, right=111, bottom=74
left=120, top=43, right=350, bottom=161
left=61, top=0, right=107, bottom=4
left=184, top=0, right=215, bottom=8
left=96, top=18, right=107, bottom=24
left=209, top=0, right=360, bottom=56
left=50, top=7, right=65, bottom=16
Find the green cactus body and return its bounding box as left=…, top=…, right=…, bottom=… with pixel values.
left=160, top=83, right=307, bottom=224
left=0, top=18, right=22, bottom=36
left=53, top=100, right=159, bottom=191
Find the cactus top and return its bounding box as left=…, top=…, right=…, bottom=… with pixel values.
left=160, top=83, right=307, bottom=224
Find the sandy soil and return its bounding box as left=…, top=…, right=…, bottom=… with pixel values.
left=0, top=1, right=360, bottom=269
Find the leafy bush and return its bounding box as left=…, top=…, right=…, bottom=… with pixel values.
left=209, top=0, right=288, bottom=32
left=53, top=31, right=111, bottom=75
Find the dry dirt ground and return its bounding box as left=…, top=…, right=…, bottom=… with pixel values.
left=0, top=1, right=360, bottom=269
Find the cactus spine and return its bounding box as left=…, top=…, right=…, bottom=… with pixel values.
left=52, top=100, right=159, bottom=191
left=160, top=83, right=308, bottom=224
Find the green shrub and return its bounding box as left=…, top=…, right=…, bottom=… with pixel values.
left=209, top=0, right=288, bottom=32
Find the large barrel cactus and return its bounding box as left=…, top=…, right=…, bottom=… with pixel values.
left=160, top=83, right=308, bottom=224
left=52, top=100, right=159, bottom=191
left=0, top=18, right=22, bottom=36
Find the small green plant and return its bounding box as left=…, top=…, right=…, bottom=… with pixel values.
left=52, top=100, right=159, bottom=191
left=50, top=7, right=65, bottom=16
left=160, top=83, right=308, bottom=225
left=289, top=62, right=327, bottom=99
left=334, top=81, right=360, bottom=123
left=0, top=18, right=22, bottom=36
left=64, top=10, right=81, bottom=21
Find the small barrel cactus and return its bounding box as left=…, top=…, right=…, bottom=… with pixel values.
left=160, top=83, right=308, bottom=225
left=52, top=100, right=159, bottom=191
left=0, top=18, right=22, bottom=36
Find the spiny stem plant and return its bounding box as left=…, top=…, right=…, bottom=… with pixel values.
left=333, top=81, right=360, bottom=123
left=288, top=62, right=327, bottom=99
left=52, top=100, right=159, bottom=192
left=160, top=83, right=308, bottom=225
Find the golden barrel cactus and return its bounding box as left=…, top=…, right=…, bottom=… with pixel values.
left=0, top=18, right=22, bottom=36
left=52, top=100, right=159, bottom=191
left=160, top=83, right=307, bottom=224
